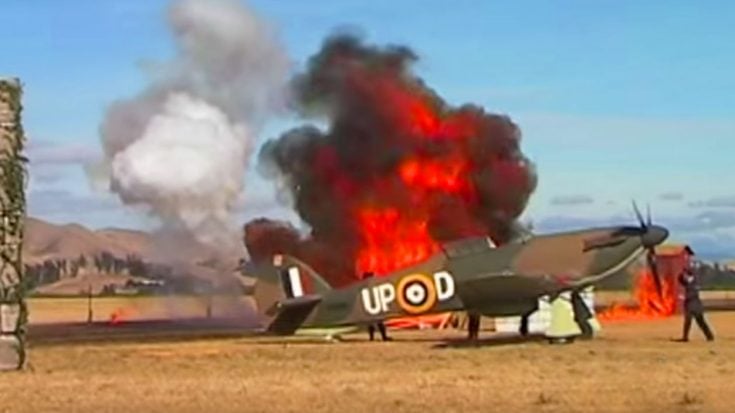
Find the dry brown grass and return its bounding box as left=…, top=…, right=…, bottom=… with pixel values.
left=596, top=290, right=735, bottom=306
left=3, top=312, right=735, bottom=413
left=27, top=296, right=255, bottom=324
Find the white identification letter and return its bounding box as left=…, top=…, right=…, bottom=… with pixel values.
left=434, top=271, right=455, bottom=301
left=361, top=288, right=382, bottom=315
left=377, top=284, right=396, bottom=313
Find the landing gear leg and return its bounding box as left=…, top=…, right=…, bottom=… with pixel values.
left=571, top=291, right=595, bottom=339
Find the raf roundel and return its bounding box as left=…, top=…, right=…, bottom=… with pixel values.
left=396, top=274, right=437, bottom=314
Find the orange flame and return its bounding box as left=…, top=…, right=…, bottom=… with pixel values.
left=108, top=308, right=128, bottom=326
left=353, top=82, right=485, bottom=278
left=243, top=39, right=538, bottom=290
left=356, top=207, right=439, bottom=276
left=599, top=268, right=678, bottom=322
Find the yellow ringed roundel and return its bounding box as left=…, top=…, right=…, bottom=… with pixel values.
left=396, top=273, right=437, bottom=314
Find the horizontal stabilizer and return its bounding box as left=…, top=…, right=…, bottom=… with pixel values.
left=266, top=295, right=322, bottom=335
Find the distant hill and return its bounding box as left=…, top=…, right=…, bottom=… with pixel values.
left=22, top=217, right=246, bottom=296
left=24, top=218, right=151, bottom=264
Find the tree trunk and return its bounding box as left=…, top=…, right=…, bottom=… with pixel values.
left=0, top=77, right=27, bottom=371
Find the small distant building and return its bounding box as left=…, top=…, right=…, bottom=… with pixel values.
left=655, top=243, right=695, bottom=278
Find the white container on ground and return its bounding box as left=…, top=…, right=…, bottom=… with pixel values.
left=493, top=288, right=595, bottom=334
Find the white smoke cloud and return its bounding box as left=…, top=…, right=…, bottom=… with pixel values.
left=94, top=0, right=290, bottom=261
left=110, top=93, right=247, bottom=245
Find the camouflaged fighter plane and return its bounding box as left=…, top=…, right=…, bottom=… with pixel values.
left=241, top=205, right=668, bottom=339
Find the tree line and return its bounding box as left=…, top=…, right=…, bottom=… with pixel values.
left=24, top=252, right=155, bottom=290
left=23, top=252, right=225, bottom=295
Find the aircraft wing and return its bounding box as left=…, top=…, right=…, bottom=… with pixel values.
left=459, top=271, right=560, bottom=296
left=266, top=295, right=322, bottom=335
left=454, top=272, right=561, bottom=316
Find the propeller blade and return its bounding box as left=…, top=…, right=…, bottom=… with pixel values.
left=632, top=201, right=646, bottom=229
left=646, top=248, right=664, bottom=302
left=646, top=204, right=652, bottom=227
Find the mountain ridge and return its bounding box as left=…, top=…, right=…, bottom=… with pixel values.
left=22, top=216, right=245, bottom=295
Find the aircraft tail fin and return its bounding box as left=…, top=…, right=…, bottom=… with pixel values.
left=271, top=254, right=333, bottom=298
left=266, top=295, right=323, bottom=335
left=242, top=254, right=332, bottom=328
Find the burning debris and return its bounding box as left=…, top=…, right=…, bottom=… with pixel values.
left=247, top=33, right=537, bottom=285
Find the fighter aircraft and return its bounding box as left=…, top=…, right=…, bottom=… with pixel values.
left=240, top=205, right=668, bottom=340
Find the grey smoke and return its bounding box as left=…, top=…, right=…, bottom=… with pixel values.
left=93, top=0, right=290, bottom=260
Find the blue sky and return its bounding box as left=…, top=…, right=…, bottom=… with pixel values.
left=3, top=0, right=734, bottom=260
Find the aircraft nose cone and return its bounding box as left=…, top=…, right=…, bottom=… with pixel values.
left=642, top=225, right=669, bottom=247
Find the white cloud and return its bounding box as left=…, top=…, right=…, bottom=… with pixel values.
left=26, top=140, right=101, bottom=166
left=549, top=194, right=594, bottom=206
left=659, top=192, right=684, bottom=202
left=28, top=189, right=121, bottom=216
left=689, top=196, right=735, bottom=208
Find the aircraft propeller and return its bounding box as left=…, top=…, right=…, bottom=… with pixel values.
left=632, top=201, right=664, bottom=301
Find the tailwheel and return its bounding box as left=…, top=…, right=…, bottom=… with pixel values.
left=548, top=336, right=575, bottom=345
left=324, top=334, right=343, bottom=343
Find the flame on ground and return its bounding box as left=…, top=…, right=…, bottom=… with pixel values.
left=108, top=308, right=129, bottom=326
left=598, top=269, right=678, bottom=322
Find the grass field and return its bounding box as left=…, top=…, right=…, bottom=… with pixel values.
left=27, top=291, right=735, bottom=324
left=3, top=311, right=735, bottom=413
left=27, top=295, right=257, bottom=324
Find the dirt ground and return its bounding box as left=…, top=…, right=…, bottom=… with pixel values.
left=2, top=312, right=735, bottom=413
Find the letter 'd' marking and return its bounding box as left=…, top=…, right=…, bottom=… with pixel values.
left=433, top=271, right=455, bottom=301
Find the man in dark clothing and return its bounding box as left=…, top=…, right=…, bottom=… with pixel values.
left=467, top=311, right=481, bottom=340
left=678, top=268, right=714, bottom=342
left=363, top=272, right=392, bottom=341
left=519, top=313, right=530, bottom=337
left=368, top=322, right=392, bottom=341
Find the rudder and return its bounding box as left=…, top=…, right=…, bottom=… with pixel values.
left=243, top=254, right=332, bottom=317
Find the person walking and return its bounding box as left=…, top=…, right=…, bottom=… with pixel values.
left=677, top=268, right=714, bottom=342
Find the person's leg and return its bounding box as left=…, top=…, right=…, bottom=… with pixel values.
left=467, top=314, right=473, bottom=340
left=378, top=322, right=391, bottom=341
left=519, top=314, right=529, bottom=337
left=368, top=324, right=375, bottom=341
left=694, top=313, right=715, bottom=341
left=682, top=312, right=692, bottom=341
left=468, top=313, right=480, bottom=340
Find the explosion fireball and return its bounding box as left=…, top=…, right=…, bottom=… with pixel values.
left=246, top=33, right=537, bottom=286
